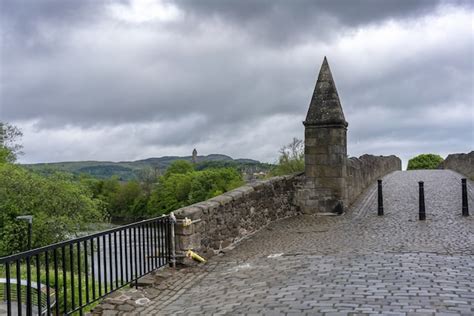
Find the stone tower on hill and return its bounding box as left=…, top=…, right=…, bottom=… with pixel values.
left=192, top=148, right=198, bottom=164
left=297, top=57, right=348, bottom=214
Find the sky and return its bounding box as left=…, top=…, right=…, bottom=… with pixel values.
left=1, top=0, right=473, bottom=168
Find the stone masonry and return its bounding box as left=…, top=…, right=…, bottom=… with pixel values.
left=346, top=154, right=401, bottom=203
left=172, top=57, right=401, bottom=264
left=298, top=57, right=349, bottom=214
left=297, top=57, right=401, bottom=214
left=173, top=175, right=301, bottom=263
left=93, top=169, right=474, bottom=315
left=439, top=151, right=474, bottom=180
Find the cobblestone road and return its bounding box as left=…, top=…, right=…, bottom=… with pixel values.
left=101, top=170, right=474, bottom=315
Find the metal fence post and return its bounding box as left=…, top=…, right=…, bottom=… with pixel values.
left=170, top=213, right=177, bottom=268
left=462, top=178, right=469, bottom=216
left=377, top=179, right=384, bottom=216
left=419, top=181, right=426, bottom=220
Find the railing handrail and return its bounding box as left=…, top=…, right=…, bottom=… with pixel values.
left=0, top=215, right=169, bottom=263
left=1, top=214, right=173, bottom=316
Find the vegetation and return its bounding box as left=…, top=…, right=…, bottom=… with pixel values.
left=0, top=164, right=105, bottom=256
left=74, top=160, right=244, bottom=220
left=0, top=123, right=246, bottom=256
left=1, top=120, right=251, bottom=255
left=0, top=123, right=104, bottom=256
left=407, top=154, right=444, bottom=170
left=0, top=123, right=245, bottom=314
left=0, top=260, right=100, bottom=315
left=148, top=161, right=244, bottom=214
left=0, top=122, right=23, bottom=163
left=270, top=138, right=305, bottom=176
left=195, top=160, right=273, bottom=174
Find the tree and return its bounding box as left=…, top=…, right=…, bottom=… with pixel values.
left=136, top=167, right=161, bottom=194
left=0, top=122, right=23, bottom=163
left=270, top=138, right=304, bottom=176
left=407, top=154, right=444, bottom=170
left=147, top=166, right=244, bottom=215
left=108, top=180, right=142, bottom=217
left=0, top=164, right=104, bottom=255
left=164, top=160, right=194, bottom=177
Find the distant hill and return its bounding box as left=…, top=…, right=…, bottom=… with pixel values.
left=23, top=154, right=273, bottom=180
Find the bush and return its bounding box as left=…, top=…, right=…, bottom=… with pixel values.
left=270, top=138, right=304, bottom=176
left=0, top=164, right=105, bottom=256
left=147, top=161, right=243, bottom=215
left=407, top=154, right=444, bottom=170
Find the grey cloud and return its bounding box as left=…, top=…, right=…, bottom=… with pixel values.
left=0, top=0, right=120, bottom=35
left=1, top=0, right=472, bottom=164
left=172, top=0, right=471, bottom=46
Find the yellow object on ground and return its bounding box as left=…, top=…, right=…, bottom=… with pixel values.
left=186, top=250, right=206, bottom=263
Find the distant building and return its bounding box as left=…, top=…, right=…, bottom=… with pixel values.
left=192, top=148, right=198, bottom=164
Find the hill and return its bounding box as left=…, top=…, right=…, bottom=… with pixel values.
left=23, top=154, right=273, bottom=180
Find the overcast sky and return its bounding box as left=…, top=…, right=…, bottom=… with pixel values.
left=1, top=0, right=473, bottom=168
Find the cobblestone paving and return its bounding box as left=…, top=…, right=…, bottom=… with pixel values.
left=98, top=170, right=474, bottom=315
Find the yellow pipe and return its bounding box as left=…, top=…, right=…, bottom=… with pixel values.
left=186, top=250, right=206, bottom=263
left=182, top=217, right=193, bottom=227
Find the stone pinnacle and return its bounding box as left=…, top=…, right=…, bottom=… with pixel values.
left=304, top=57, right=348, bottom=127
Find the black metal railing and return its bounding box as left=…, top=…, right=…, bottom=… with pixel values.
left=0, top=215, right=172, bottom=315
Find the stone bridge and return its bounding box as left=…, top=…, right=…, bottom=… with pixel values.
left=94, top=58, right=473, bottom=315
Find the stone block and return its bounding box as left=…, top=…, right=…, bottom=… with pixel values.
left=235, top=185, right=255, bottom=196
left=210, top=194, right=233, bottom=206
left=246, top=181, right=262, bottom=190
left=224, top=189, right=244, bottom=201
left=313, top=166, right=344, bottom=178
left=174, top=206, right=202, bottom=220
left=305, top=144, right=329, bottom=154
left=329, top=144, right=347, bottom=154
left=321, top=177, right=346, bottom=189
left=192, top=200, right=220, bottom=213
left=306, top=166, right=345, bottom=178
left=305, top=154, right=323, bottom=165
left=177, top=233, right=201, bottom=250
left=175, top=223, right=194, bottom=236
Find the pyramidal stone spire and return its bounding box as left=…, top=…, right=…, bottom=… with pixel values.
left=304, top=57, right=347, bottom=127
left=297, top=57, right=349, bottom=215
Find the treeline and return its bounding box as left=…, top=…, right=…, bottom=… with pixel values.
left=0, top=124, right=244, bottom=256
left=0, top=159, right=243, bottom=256
left=0, top=121, right=295, bottom=257
left=80, top=160, right=244, bottom=220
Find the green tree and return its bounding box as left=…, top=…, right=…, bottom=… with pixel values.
left=407, top=154, right=444, bottom=170
left=108, top=180, right=142, bottom=217
left=270, top=138, right=304, bottom=176
left=0, top=164, right=104, bottom=255
left=136, top=167, right=160, bottom=194
left=0, top=122, right=23, bottom=163
left=147, top=161, right=243, bottom=215
left=164, top=160, right=194, bottom=177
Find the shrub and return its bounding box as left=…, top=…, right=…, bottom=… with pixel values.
left=147, top=161, right=244, bottom=215
left=270, top=138, right=304, bottom=176
left=407, top=154, right=444, bottom=170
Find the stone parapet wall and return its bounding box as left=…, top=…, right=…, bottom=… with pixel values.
left=439, top=151, right=474, bottom=180
left=346, top=154, right=402, bottom=204
left=172, top=155, right=401, bottom=263
left=173, top=174, right=302, bottom=261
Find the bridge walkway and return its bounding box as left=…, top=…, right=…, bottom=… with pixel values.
left=106, top=170, right=474, bottom=315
